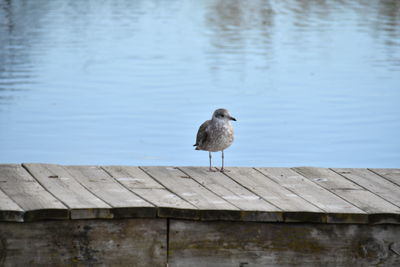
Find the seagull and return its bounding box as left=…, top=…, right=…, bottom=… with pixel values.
left=193, top=108, right=236, bottom=172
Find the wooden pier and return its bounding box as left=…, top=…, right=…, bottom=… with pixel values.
left=1, top=164, right=400, bottom=266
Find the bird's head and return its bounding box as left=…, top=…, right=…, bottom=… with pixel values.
left=212, top=108, right=237, bottom=122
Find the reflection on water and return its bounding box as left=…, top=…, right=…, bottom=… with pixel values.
left=0, top=0, right=399, bottom=167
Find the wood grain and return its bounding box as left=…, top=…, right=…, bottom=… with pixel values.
left=223, top=167, right=325, bottom=222
left=103, top=166, right=198, bottom=219
left=140, top=166, right=242, bottom=221
left=370, top=168, right=400, bottom=187
left=0, top=219, right=166, bottom=266
left=258, top=167, right=367, bottom=223
left=0, top=164, right=68, bottom=221
left=180, top=167, right=282, bottom=222
left=169, top=219, right=400, bottom=267
left=0, top=164, right=399, bottom=224
left=294, top=167, right=400, bottom=224
left=64, top=165, right=156, bottom=218
left=333, top=168, right=400, bottom=207
left=1, top=164, right=400, bottom=266
left=24, top=163, right=112, bottom=219
left=0, top=189, right=24, bottom=222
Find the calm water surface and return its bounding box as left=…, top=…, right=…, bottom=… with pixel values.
left=1, top=0, right=399, bottom=167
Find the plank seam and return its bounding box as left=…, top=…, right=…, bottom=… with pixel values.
left=166, top=218, right=170, bottom=266
left=0, top=186, right=24, bottom=212
left=22, top=164, right=73, bottom=211
left=291, top=168, right=370, bottom=215
left=68, top=165, right=156, bottom=214
left=100, top=166, right=157, bottom=207
left=21, top=163, right=71, bottom=218
left=0, top=185, right=25, bottom=223
left=253, top=168, right=326, bottom=213
left=330, top=168, right=400, bottom=209
left=138, top=166, right=201, bottom=209
left=218, top=170, right=282, bottom=211
left=368, top=168, right=400, bottom=187
left=61, top=166, right=117, bottom=209
left=177, top=167, right=245, bottom=211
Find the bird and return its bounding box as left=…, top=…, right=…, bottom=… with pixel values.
left=193, top=108, right=236, bottom=172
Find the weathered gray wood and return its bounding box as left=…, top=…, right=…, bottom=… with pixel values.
left=0, top=219, right=166, bottom=267
left=102, top=166, right=164, bottom=189
left=370, top=168, right=400, bottom=187
left=1, top=164, right=400, bottom=265
left=257, top=167, right=367, bottom=223
left=180, top=167, right=282, bottom=222
left=64, top=166, right=155, bottom=218
left=0, top=164, right=399, bottom=224
left=140, top=166, right=242, bottom=221
left=333, top=168, right=400, bottom=208
left=103, top=166, right=199, bottom=219
left=222, top=167, right=325, bottom=222
left=168, top=219, right=400, bottom=267
left=0, top=164, right=68, bottom=221
left=0, top=189, right=24, bottom=222
left=295, top=167, right=400, bottom=224
left=23, top=163, right=113, bottom=219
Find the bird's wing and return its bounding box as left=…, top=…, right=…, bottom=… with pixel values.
left=194, top=120, right=210, bottom=147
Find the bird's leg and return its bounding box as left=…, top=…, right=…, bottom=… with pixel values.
left=208, top=152, right=217, bottom=172
left=220, top=150, right=229, bottom=172
left=220, top=150, right=225, bottom=172
left=208, top=152, right=215, bottom=172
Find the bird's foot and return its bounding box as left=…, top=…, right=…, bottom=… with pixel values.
left=208, top=168, right=217, bottom=172
left=213, top=167, right=229, bottom=172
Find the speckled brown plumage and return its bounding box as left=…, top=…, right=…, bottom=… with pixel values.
left=194, top=108, right=236, bottom=172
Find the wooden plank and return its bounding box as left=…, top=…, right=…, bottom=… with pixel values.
left=168, top=219, right=400, bottom=267
left=333, top=168, right=400, bottom=208
left=221, top=167, right=325, bottom=223
left=140, top=166, right=242, bottom=221
left=102, top=166, right=164, bottom=189
left=102, top=166, right=199, bottom=219
left=64, top=165, right=155, bottom=218
left=180, top=167, right=282, bottom=222
left=0, top=218, right=166, bottom=266
left=0, top=188, right=24, bottom=222
left=257, top=167, right=367, bottom=223
left=0, top=164, right=68, bottom=221
left=370, top=168, right=400, bottom=187
left=23, top=163, right=113, bottom=220
left=294, top=167, right=400, bottom=224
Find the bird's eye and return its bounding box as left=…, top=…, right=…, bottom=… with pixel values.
left=221, top=114, right=224, bottom=117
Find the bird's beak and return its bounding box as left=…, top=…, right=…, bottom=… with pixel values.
left=230, top=116, right=237, bottom=121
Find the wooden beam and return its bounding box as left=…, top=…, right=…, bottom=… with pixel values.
left=140, top=166, right=242, bottom=221
left=370, top=168, right=400, bottom=187
left=0, top=164, right=68, bottom=221
left=102, top=166, right=199, bottom=219
left=294, top=167, right=400, bottom=224
left=0, top=219, right=166, bottom=266
left=180, top=167, right=283, bottom=222
left=257, top=167, right=367, bottom=223
left=64, top=166, right=156, bottom=218
left=0, top=188, right=24, bottom=222
left=23, top=163, right=113, bottom=219
left=168, top=219, right=400, bottom=266
left=222, top=167, right=325, bottom=223
left=333, top=168, right=400, bottom=208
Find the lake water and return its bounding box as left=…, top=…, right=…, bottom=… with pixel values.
left=1, top=0, right=399, bottom=167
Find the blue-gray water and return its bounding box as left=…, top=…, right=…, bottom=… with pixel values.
left=1, top=0, right=399, bottom=167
